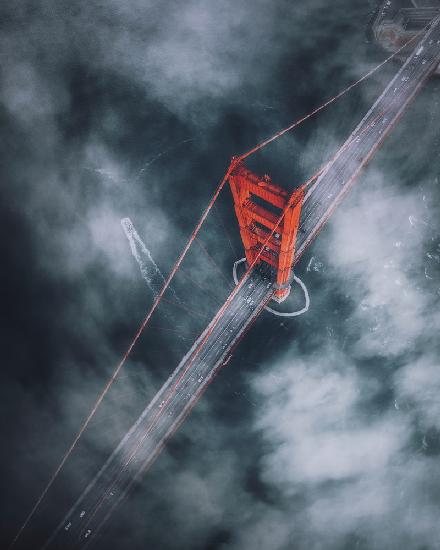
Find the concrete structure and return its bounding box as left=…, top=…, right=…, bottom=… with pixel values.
left=372, top=0, right=440, bottom=72
left=43, top=13, right=440, bottom=549
left=296, top=13, right=440, bottom=261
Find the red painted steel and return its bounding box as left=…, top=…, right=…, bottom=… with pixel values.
left=229, top=160, right=303, bottom=301
left=9, top=25, right=429, bottom=550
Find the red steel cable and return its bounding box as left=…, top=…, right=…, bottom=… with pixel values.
left=90, top=292, right=273, bottom=543
left=7, top=163, right=237, bottom=550
left=239, top=27, right=425, bottom=160
left=9, top=27, right=424, bottom=549
left=76, top=105, right=393, bottom=531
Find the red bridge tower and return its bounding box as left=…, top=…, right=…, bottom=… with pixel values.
left=229, top=160, right=304, bottom=302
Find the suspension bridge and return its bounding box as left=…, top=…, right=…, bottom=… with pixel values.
left=9, top=6, right=440, bottom=549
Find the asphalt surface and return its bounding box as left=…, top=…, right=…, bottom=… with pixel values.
left=295, top=14, right=440, bottom=261
left=41, top=16, right=440, bottom=549
left=44, top=267, right=274, bottom=549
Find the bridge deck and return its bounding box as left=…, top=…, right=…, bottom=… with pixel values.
left=43, top=15, right=440, bottom=549
left=45, top=268, right=273, bottom=548
left=295, top=14, right=440, bottom=261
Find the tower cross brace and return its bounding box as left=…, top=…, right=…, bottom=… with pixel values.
left=228, top=160, right=304, bottom=302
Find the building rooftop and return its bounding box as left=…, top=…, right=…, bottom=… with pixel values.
left=372, top=0, right=440, bottom=57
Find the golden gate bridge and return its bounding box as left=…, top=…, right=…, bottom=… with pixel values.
left=9, top=5, right=440, bottom=549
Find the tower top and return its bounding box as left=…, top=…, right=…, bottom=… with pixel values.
left=228, top=160, right=303, bottom=303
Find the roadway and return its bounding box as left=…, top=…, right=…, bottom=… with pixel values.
left=295, top=14, right=440, bottom=261
left=42, top=14, right=440, bottom=549
left=44, top=267, right=273, bottom=549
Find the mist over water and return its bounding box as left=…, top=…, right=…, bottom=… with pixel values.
left=2, top=1, right=440, bottom=549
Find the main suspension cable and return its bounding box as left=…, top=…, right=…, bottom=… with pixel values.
left=239, top=28, right=425, bottom=160
left=9, top=27, right=425, bottom=550
left=8, top=164, right=236, bottom=550
left=70, top=101, right=399, bottom=535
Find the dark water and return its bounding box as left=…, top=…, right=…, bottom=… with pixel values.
left=2, top=1, right=440, bottom=549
